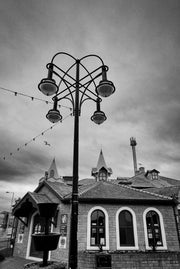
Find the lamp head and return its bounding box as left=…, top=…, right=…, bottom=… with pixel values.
left=96, top=65, right=115, bottom=97
left=96, top=80, right=115, bottom=98
left=38, top=78, right=58, bottom=96
left=91, top=110, right=107, bottom=125
left=46, top=109, right=62, bottom=123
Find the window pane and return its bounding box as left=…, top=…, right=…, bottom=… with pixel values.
left=90, top=210, right=105, bottom=246
left=146, top=210, right=163, bottom=247
left=119, top=210, right=135, bottom=246
left=91, top=211, right=98, bottom=226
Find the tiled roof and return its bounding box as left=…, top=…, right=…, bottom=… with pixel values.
left=35, top=178, right=173, bottom=204
left=79, top=178, right=96, bottom=185
left=12, top=191, right=57, bottom=217
left=28, top=192, right=53, bottom=204
left=128, top=172, right=180, bottom=188
left=76, top=181, right=172, bottom=202
left=159, top=176, right=180, bottom=186
left=130, top=174, right=155, bottom=188
left=147, top=186, right=180, bottom=199
left=45, top=181, right=72, bottom=198
left=130, top=174, right=172, bottom=188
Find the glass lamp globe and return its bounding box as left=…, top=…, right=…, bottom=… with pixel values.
left=46, top=109, right=62, bottom=123
left=91, top=110, right=107, bottom=125
left=96, top=80, right=115, bottom=98
left=38, top=78, right=58, bottom=96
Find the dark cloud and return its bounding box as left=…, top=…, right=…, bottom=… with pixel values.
left=0, top=0, right=180, bottom=211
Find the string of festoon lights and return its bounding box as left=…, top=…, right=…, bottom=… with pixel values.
left=0, top=86, right=72, bottom=110
left=0, top=85, right=73, bottom=161
left=0, top=113, right=73, bottom=161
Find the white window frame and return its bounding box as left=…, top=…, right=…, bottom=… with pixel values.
left=143, top=207, right=167, bottom=250
left=87, top=206, right=109, bottom=251
left=116, top=207, right=139, bottom=250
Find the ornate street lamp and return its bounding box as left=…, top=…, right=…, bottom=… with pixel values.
left=38, top=52, right=115, bottom=269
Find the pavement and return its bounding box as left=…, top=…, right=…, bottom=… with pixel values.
left=0, top=256, right=33, bottom=269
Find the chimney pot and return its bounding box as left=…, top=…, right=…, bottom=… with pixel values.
left=139, top=167, right=145, bottom=173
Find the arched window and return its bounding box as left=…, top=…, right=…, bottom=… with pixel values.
left=116, top=207, right=138, bottom=250
left=143, top=208, right=167, bottom=250
left=91, top=210, right=105, bottom=246
left=87, top=206, right=109, bottom=250
left=119, top=210, right=134, bottom=246
left=146, top=211, right=162, bottom=249
left=98, top=168, right=107, bottom=181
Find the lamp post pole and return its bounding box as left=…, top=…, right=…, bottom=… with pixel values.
left=38, top=52, right=115, bottom=269
left=69, top=59, right=80, bottom=268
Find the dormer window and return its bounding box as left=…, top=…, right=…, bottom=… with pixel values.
left=99, top=168, right=107, bottom=181
left=145, top=169, right=159, bottom=181
left=50, top=169, right=54, bottom=177
left=91, top=150, right=113, bottom=182
left=152, top=171, right=158, bottom=180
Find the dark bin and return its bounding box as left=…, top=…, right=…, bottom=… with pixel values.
left=96, top=254, right=111, bottom=269
left=32, top=233, right=60, bottom=251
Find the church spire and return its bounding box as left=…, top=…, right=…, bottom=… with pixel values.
left=96, top=149, right=108, bottom=170
left=48, top=158, right=59, bottom=179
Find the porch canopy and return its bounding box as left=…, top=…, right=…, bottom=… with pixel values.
left=12, top=191, right=59, bottom=221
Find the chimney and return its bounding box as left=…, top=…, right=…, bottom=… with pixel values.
left=139, top=167, right=145, bottom=173
left=45, top=171, right=48, bottom=180
left=130, top=137, right=138, bottom=175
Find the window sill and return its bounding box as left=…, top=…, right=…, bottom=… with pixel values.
left=145, top=246, right=167, bottom=251
left=116, top=246, right=139, bottom=251
left=87, top=246, right=109, bottom=251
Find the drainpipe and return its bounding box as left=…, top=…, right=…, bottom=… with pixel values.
left=172, top=198, right=180, bottom=248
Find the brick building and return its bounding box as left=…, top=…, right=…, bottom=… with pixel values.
left=12, top=153, right=180, bottom=268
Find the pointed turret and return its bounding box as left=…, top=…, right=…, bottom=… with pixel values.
left=48, top=158, right=59, bottom=179
left=39, top=158, right=62, bottom=184
left=91, top=150, right=112, bottom=181
left=96, top=150, right=108, bottom=170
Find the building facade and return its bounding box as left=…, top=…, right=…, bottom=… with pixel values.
left=12, top=154, right=180, bottom=268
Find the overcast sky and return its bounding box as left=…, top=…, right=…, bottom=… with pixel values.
left=0, top=0, right=180, bottom=212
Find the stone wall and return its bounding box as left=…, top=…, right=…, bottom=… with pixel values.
left=78, top=203, right=180, bottom=252
left=78, top=251, right=180, bottom=269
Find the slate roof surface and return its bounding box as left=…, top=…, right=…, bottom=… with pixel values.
left=79, top=177, right=97, bottom=185
left=62, top=181, right=172, bottom=202
left=45, top=181, right=72, bottom=198
left=12, top=191, right=59, bottom=217
left=130, top=174, right=172, bottom=188
left=126, top=173, right=180, bottom=188
left=159, top=176, right=180, bottom=186
left=79, top=173, right=180, bottom=190
left=28, top=192, right=53, bottom=204
left=130, top=174, right=155, bottom=188
left=148, top=185, right=180, bottom=199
